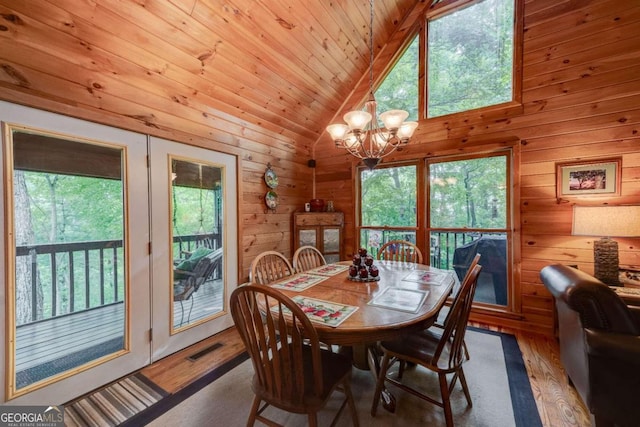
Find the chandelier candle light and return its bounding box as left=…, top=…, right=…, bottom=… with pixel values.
left=325, top=0, right=418, bottom=170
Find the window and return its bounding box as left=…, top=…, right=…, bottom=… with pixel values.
left=427, top=0, right=516, bottom=118
left=429, top=153, right=511, bottom=306
left=358, top=163, right=419, bottom=256
left=375, top=35, right=419, bottom=122
left=356, top=153, right=513, bottom=308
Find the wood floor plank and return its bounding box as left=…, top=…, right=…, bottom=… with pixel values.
left=140, top=326, right=245, bottom=394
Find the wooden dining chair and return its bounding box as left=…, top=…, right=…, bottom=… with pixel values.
left=249, top=250, right=294, bottom=285
left=435, top=253, right=481, bottom=361
left=292, top=245, right=327, bottom=273
left=230, top=284, right=359, bottom=427
left=371, top=264, right=482, bottom=427
left=377, top=240, right=423, bottom=264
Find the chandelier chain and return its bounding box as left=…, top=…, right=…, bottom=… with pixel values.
left=369, top=0, right=374, bottom=93
left=324, top=0, right=417, bottom=169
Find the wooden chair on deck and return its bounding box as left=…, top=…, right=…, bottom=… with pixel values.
left=292, top=245, right=326, bottom=273
left=371, top=264, right=482, bottom=427
left=377, top=240, right=423, bottom=264
left=249, top=251, right=294, bottom=285
left=230, top=284, right=359, bottom=427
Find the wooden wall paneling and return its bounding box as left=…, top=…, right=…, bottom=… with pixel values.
left=520, top=123, right=640, bottom=154
left=263, top=1, right=360, bottom=87
left=524, top=15, right=640, bottom=68
left=524, top=2, right=640, bottom=52
left=523, top=0, right=635, bottom=40
left=1, top=0, right=319, bottom=142
left=190, top=2, right=338, bottom=105
left=0, top=0, right=638, bottom=334
left=314, top=0, right=640, bottom=334
left=0, top=42, right=308, bottom=160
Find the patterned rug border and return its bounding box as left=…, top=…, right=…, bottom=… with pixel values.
left=121, top=352, right=250, bottom=426
left=64, top=371, right=168, bottom=427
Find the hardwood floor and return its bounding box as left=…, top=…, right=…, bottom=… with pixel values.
left=140, top=323, right=590, bottom=426
left=471, top=322, right=591, bottom=427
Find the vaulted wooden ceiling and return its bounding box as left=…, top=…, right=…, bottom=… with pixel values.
left=0, top=0, right=435, bottom=154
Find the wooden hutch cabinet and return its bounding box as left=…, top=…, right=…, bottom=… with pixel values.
left=293, top=212, right=344, bottom=263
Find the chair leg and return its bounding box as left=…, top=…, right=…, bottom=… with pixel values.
left=398, top=360, right=405, bottom=379
left=342, top=379, right=360, bottom=427
left=186, top=295, right=194, bottom=324
left=463, top=339, right=470, bottom=360
left=308, top=413, right=318, bottom=427
left=178, top=300, right=184, bottom=327
left=439, top=372, right=454, bottom=427
left=371, top=352, right=391, bottom=416
left=247, top=395, right=261, bottom=427
left=457, top=367, right=473, bottom=407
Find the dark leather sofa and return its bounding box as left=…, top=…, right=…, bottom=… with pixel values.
left=540, top=264, right=640, bottom=427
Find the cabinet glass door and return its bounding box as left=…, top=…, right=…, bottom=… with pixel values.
left=298, top=229, right=317, bottom=247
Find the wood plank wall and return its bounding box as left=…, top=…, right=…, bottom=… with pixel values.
left=0, top=0, right=322, bottom=281
left=314, top=0, right=640, bottom=334
left=0, top=0, right=638, bottom=335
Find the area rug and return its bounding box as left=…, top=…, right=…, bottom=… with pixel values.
left=146, top=328, right=542, bottom=427
left=64, top=372, right=167, bottom=427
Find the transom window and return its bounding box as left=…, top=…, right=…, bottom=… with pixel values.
left=375, top=0, right=519, bottom=121
left=374, top=35, right=419, bottom=122
left=427, top=0, right=516, bottom=118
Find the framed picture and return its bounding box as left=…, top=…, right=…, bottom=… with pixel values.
left=556, top=158, right=621, bottom=198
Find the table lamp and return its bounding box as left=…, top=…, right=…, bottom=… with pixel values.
left=572, top=205, right=640, bottom=285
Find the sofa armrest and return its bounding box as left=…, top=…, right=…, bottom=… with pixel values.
left=585, top=328, right=640, bottom=365
left=629, top=305, right=640, bottom=326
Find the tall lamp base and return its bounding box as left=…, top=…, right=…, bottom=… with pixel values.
left=594, top=237, right=620, bottom=286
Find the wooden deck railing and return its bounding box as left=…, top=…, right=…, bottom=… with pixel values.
left=15, top=232, right=221, bottom=325
left=361, top=229, right=505, bottom=270
left=429, top=230, right=505, bottom=270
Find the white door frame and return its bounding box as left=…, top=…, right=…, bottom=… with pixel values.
left=148, top=137, right=238, bottom=360
left=0, top=101, right=151, bottom=404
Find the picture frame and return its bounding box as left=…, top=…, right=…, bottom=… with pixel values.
left=556, top=158, right=621, bottom=198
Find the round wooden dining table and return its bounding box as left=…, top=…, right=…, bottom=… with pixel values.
left=269, top=260, right=456, bottom=348
left=257, top=259, right=457, bottom=412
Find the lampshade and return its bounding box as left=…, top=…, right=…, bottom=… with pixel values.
left=397, top=121, right=418, bottom=141
left=326, top=123, right=349, bottom=141
left=344, top=110, right=372, bottom=131
left=379, top=110, right=409, bottom=130
left=572, top=205, right=640, bottom=286
left=572, top=206, right=640, bottom=237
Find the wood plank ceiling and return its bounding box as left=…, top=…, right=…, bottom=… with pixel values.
left=0, top=0, right=428, bottom=153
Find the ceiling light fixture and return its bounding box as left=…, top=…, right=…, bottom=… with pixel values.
left=325, top=0, right=418, bottom=170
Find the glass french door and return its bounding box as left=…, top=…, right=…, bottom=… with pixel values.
left=148, top=137, right=237, bottom=360
left=0, top=102, right=238, bottom=405
left=0, top=101, right=151, bottom=404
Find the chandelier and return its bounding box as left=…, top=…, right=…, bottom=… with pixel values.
left=326, top=0, right=418, bottom=170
